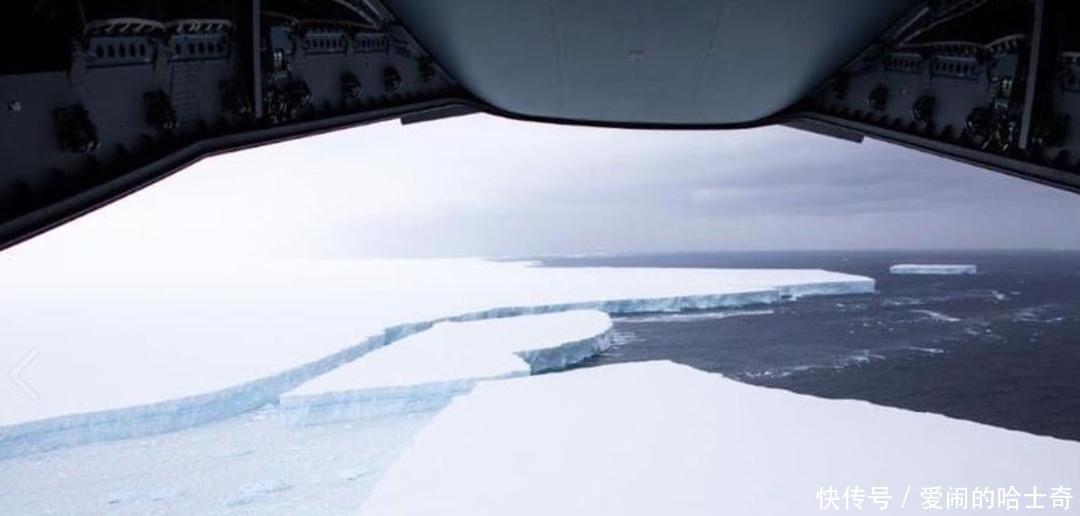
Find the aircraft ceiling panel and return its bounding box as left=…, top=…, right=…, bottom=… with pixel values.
left=383, top=0, right=917, bottom=125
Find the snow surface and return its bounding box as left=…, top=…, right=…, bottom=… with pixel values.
left=361, top=361, right=1080, bottom=516
left=890, top=263, right=978, bottom=275
left=0, top=259, right=873, bottom=457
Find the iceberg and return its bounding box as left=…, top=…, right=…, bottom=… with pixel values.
left=360, top=361, right=1080, bottom=516
left=889, top=263, right=978, bottom=275
left=6, top=257, right=1070, bottom=516
left=0, top=260, right=874, bottom=458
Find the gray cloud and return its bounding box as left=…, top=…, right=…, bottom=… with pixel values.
left=16, top=113, right=1077, bottom=261
left=318, top=117, right=1080, bottom=257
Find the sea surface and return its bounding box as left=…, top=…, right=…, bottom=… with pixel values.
left=543, top=251, right=1080, bottom=442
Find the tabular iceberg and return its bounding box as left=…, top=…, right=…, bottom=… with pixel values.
left=890, top=263, right=977, bottom=275
left=0, top=263, right=879, bottom=516
left=0, top=260, right=875, bottom=459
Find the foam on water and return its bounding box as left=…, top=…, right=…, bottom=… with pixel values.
left=910, top=309, right=962, bottom=322
left=905, top=346, right=947, bottom=354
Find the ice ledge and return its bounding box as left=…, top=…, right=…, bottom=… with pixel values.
left=279, top=311, right=617, bottom=424
left=275, top=328, right=617, bottom=425
left=0, top=276, right=873, bottom=460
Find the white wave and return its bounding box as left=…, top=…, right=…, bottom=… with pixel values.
left=844, top=349, right=887, bottom=365
left=742, top=364, right=825, bottom=380
left=742, top=370, right=795, bottom=380
left=905, top=346, right=946, bottom=355
left=909, top=309, right=962, bottom=322
left=1013, top=306, right=1067, bottom=323
left=881, top=297, right=924, bottom=307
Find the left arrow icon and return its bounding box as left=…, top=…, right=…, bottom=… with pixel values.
left=9, top=349, right=39, bottom=401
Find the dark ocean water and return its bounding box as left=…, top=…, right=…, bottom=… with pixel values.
left=542, top=251, right=1080, bottom=442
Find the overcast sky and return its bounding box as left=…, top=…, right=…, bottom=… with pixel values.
left=8, top=113, right=1080, bottom=261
